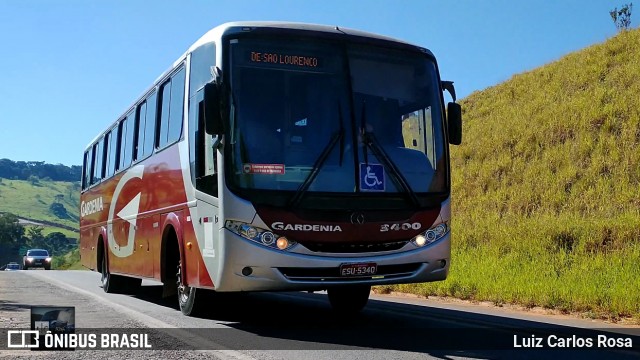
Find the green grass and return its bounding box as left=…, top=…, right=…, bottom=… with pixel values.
left=52, top=248, right=84, bottom=270
left=0, top=178, right=80, bottom=232
left=380, top=29, right=640, bottom=322
left=24, top=225, right=79, bottom=241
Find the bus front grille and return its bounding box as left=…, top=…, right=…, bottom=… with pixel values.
left=300, top=241, right=408, bottom=253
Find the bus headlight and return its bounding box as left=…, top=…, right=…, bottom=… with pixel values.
left=225, top=220, right=296, bottom=251
left=261, top=231, right=276, bottom=246
left=411, top=222, right=449, bottom=247
left=241, top=225, right=258, bottom=239
left=414, top=235, right=427, bottom=247
left=276, top=237, right=290, bottom=250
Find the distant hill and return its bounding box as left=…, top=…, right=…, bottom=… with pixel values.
left=386, top=29, right=640, bottom=320
left=0, top=167, right=81, bottom=266
left=0, top=178, right=79, bottom=228
left=0, top=160, right=80, bottom=239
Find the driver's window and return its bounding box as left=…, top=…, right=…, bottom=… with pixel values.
left=402, top=107, right=436, bottom=168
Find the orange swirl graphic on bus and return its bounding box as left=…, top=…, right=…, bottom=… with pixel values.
left=107, top=165, right=144, bottom=258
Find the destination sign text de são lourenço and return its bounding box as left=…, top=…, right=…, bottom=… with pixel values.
left=250, top=51, right=319, bottom=68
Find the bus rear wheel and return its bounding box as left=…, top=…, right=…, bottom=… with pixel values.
left=176, top=260, right=207, bottom=316
left=327, top=285, right=371, bottom=314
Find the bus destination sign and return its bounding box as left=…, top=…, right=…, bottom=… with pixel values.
left=250, top=51, right=319, bottom=68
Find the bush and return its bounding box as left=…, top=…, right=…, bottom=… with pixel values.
left=49, top=202, right=68, bottom=219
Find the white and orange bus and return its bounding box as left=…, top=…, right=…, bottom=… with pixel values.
left=80, top=21, right=462, bottom=316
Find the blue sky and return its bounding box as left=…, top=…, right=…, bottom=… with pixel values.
left=0, top=0, right=634, bottom=166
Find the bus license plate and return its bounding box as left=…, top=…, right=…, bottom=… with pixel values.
left=340, top=263, right=377, bottom=277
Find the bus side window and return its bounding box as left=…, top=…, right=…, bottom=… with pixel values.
left=121, top=109, right=136, bottom=169
left=106, top=126, right=119, bottom=177
left=135, top=91, right=158, bottom=160
left=158, top=80, right=171, bottom=148
left=135, top=101, right=147, bottom=161
left=194, top=90, right=218, bottom=196
left=93, top=142, right=104, bottom=185
left=189, top=43, right=217, bottom=197
left=144, top=92, right=158, bottom=155
left=118, top=118, right=128, bottom=170
left=92, top=138, right=105, bottom=184
left=82, top=149, right=92, bottom=190
left=168, top=68, right=186, bottom=144
left=103, top=131, right=111, bottom=178
left=158, top=66, right=185, bottom=149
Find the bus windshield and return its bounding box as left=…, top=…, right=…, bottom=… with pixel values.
left=228, top=37, right=446, bottom=196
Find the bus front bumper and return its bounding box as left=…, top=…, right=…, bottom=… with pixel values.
left=213, top=230, right=450, bottom=292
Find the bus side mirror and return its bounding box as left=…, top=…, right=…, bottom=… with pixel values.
left=203, top=82, right=223, bottom=135
left=447, top=102, right=462, bottom=145
left=441, top=80, right=462, bottom=144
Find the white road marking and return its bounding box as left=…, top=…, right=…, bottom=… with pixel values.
left=24, top=271, right=257, bottom=360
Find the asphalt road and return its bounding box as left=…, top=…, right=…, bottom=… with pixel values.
left=0, top=270, right=638, bottom=359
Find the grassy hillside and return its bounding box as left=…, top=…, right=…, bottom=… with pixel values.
left=52, top=248, right=83, bottom=270
left=0, top=178, right=80, bottom=237
left=381, top=29, right=640, bottom=321
left=24, top=225, right=79, bottom=241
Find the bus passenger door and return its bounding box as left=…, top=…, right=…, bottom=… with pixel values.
left=194, top=132, right=220, bottom=287
left=188, top=75, right=221, bottom=286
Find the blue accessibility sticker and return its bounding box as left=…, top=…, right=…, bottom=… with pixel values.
left=360, top=163, right=385, bottom=191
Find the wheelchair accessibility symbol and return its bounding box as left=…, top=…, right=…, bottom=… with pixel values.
left=360, top=163, right=385, bottom=191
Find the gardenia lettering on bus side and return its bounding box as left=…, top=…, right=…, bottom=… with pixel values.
left=81, top=197, right=104, bottom=217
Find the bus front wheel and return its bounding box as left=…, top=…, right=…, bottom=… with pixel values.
left=101, top=255, right=121, bottom=293
left=327, top=285, right=371, bottom=313
left=176, top=260, right=207, bottom=316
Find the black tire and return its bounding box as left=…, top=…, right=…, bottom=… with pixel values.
left=23, top=265, right=29, bottom=270
left=176, top=259, right=207, bottom=316
left=101, top=255, right=120, bottom=293
left=45, top=266, right=51, bottom=270
left=101, top=255, right=140, bottom=294
left=327, top=285, right=371, bottom=314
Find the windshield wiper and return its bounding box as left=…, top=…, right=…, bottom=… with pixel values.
left=288, top=129, right=344, bottom=208
left=362, top=131, right=421, bottom=209
left=288, top=102, right=345, bottom=208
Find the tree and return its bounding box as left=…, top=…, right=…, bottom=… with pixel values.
left=0, top=158, right=82, bottom=182
left=610, top=3, right=633, bottom=31
left=49, top=202, right=68, bottom=219
left=55, top=194, right=64, bottom=203
left=45, top=232, right=69, bottom=254
left=27, top=225, right=44, bottom=239
left=27, top=225, right=47, bottom=249
left=0, top=213, right=25, bottom=245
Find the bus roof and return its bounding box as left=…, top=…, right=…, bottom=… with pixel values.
left=186, top=21, right=421, bottom=56
left=85, top=21, right=428, bottom=149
